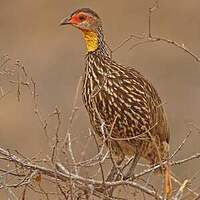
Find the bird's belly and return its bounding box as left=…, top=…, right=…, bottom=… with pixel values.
left=82, top=83, right=169, bottom=165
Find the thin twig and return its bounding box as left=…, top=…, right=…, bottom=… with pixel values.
left=169, top=130, right=192, bottom=160
left=51, top=106, right=61, bottom=163
left=91, top=130, right=106, bottom=184
left=134, top=153, right=200, bottom=179
left=174, top=179, right=189, bottom=200
left=62, top=77, right=82, bottom=175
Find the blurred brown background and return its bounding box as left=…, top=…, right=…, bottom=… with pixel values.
left=1, top=0, right=200, bottom=199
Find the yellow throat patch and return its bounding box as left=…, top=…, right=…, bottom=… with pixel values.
left=82, top=30, right=99, bottom=52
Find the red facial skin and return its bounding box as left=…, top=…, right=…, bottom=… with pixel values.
left=69, top=12, right=92, bottom=25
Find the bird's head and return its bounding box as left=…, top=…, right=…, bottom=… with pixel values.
left=60, top=8, right=101, bottom=32
left=60, top=8, right=103, bottom=52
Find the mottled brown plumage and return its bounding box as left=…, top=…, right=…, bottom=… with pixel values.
left=60, top=7, right=172, bottom=197
left=83, top=49, right=170, bottom=165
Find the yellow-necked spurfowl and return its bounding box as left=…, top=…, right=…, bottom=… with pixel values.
left=60, top=8, right=172, bottom=197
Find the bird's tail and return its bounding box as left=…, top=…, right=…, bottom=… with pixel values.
left=164, top=161, right=173, bottom=199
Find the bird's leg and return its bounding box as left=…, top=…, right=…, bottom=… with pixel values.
left=105, top=158, right=124, bottom=198
left=104, top=150, right=124, bottom=198
left=106, top=141, right=125, bottom=182
left=123, top=152, right=140, bottom=180
left=106, top=166, right=118, bottom=182
left=106, top=157, right=124, bottom=182
left=106, top=165, right=123, bottom=182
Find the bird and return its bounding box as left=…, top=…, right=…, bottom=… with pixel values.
left=60, top=8, right=172, bottom=197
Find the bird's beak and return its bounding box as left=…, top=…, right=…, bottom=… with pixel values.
left=59, top=16, right=72, bottom=26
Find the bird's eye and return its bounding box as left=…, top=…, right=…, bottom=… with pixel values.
left=78, top=15, right=86, bottom=21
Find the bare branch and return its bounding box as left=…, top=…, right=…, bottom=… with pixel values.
left=0, top=147, right=162, bottom=199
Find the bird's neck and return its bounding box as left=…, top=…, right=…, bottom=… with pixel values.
left=82, top=27, right=110, bottom=56
left=82, top=30, right=99, bottom=52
